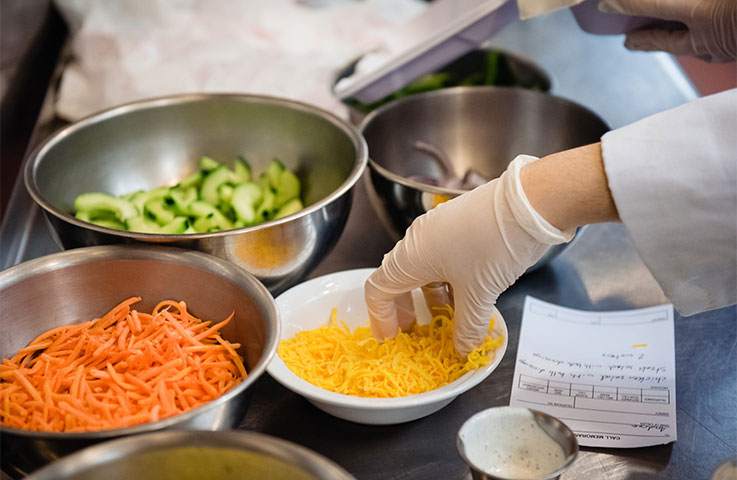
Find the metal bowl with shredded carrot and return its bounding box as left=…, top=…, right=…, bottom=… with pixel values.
left=0, top=298, right=246, bottom=432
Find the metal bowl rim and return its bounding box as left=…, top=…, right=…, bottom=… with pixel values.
left=25, top=430, right=356, bottom=480
left=0, top=245, right=281, bottom=440
left=359, top=86, right=609, bottom=196
left=331, top=46, right=555, bottom=97
left=23, top=92, right=368, bottom=240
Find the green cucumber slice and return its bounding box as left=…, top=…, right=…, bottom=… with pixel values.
left=274, top=198, right=304, bottom=219
left=255, top=189, right=276, bottom=222
left=75, top=211, right=91, bottom=222
left=89, top=218, right=127, bottom=230
left=129, top=186, right=169, bottom=213
left=232, top=182, right=263, bottom=224
left=199, top=156, right=220, bottom=172
left=258, top=172, right=271, bottom=192
left=234, top=157, right=251, bottom=183
left=201, top=166, right=236, bottom=205
left=219, top=184, right=234, bottom=204
left=74, top=193, right=137, bottom=221
left=144, top=198, right=176, bottom=226
left=121, top=190, right=144, bottom=201
left=158, top=216, right=189, bottom=234
left=169, top=187, right=197, bottom=216
left=192, top=210, right=232, bottom=232
left=188, top=200, right=218, bottom=217
left=178, top=171, right=203, bottom=189
left=274, top=169, right=300, bottom=208
left=266, top=159, right=285, bottom=190
left=126, top=216, right=164, bottom=234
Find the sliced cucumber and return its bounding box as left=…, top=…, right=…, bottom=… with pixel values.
left=74, top=193, right=137, bottom=221
left=234, top=156, right=251, bottom=183
left=178, top=171, right=203, bottom=189
left=130, top=186, right=169, bottom=213
left=193, top=210, right=232, bottom=232
left=274, top=198, right=304, bottom=219
left=75, top=211, right=91, bottom=222
left=76, top=208, right=119, bottom=222
left=75, top=205, right=127, bottom=230
left=187, top=200, right=218, bottom=217
left=74, top=155, right=302, bottom=234
left=200, top=156, right=220, bottom=172
left=201, top=166, right=236, bottom=205
left=159, top=216, right=189, bottom=234
left=258, top=172, right=271, bottom=192
left=126, top=216, right=164, bottom=234
left=232, top=182, right=263, bottom=224
left=219, top=184, right=234, bottom=206
left=144, top=198, right=176, bottom=226
left=274, top=169, right=300, bottom=208
left=121, top=190, right=144, bottom=201
left=255, top=189, right=276, bottom=222
left=266, top=159, right=285, bottom=190
left=169, top=187, right=197, bottom=216
left=89, top=218, right=127, bottom=230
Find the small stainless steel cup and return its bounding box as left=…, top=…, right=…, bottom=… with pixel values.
left=711, top=456, right=737, bottom=480
left=457, top=407, right=578, bottom=480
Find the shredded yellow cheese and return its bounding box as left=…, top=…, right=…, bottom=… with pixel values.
left=278, top=306, right=504, bottom=398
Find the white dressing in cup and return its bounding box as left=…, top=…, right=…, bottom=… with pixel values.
left=457, top=407, right=577, bottom=480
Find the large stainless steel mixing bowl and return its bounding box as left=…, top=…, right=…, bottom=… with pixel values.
left=24, top=94, right=368, bottom=295
left=26, top=431, right=355, bottom=480
left=0, top=246, right=280, bottom=478
left=360, top=87, right=610, bottom=271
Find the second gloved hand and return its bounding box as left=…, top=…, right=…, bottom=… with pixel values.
left=599, top=0, right=737, bottom=62
left=364, top=155, right=574, bottom=356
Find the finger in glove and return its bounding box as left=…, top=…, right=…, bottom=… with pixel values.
left=366, top=279, right=417, bottom=341
left=421, top=282, right=453, bottom=315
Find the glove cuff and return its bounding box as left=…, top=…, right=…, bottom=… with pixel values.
left=504, top=155, right=576, bottom=245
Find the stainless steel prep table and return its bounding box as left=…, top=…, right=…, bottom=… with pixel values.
left=2, top=8, right=735, bottom=480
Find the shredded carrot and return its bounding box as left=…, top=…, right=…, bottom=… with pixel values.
left=0, top=297, right=247, bottom=432
left=278, top=305, right=504, bottom=398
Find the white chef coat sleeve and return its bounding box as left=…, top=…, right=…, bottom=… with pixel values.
left=601, top=88, right=737, bottom=316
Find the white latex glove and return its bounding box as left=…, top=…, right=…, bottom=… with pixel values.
left=598, top=0, right=737, bottom=62
left=365, top=155, right=574, bottom=356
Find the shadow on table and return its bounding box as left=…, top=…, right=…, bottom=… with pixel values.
left=242, top=372, right=477, bottom=479
left=501, top=248, right=647, bottom=315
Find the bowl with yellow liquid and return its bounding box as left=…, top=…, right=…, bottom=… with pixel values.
left=26, top=431, right=355, bottom=480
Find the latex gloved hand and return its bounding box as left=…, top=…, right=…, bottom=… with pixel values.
left=599, top=0, right=737, bottom=62
left=364, top=155, right=574, bottom=356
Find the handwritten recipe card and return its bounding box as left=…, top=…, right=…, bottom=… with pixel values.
left=509, top=296, right=676, bottom=448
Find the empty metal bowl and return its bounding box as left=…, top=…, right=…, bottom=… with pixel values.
left=25, top=431, right=355, bottom=480
left=359, top=86, right=610, bottom=271
left=24, top=94, right=368, bottom=295
left=0, top=246, right=280, bottom=478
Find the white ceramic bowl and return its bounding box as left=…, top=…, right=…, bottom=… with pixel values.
left=267, top=268, right=508, bottom=425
